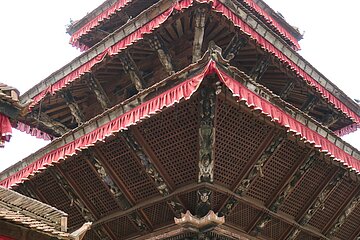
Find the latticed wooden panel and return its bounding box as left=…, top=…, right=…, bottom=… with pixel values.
left=294, top=231, right=319, bottom=240
left=215, top=98, right=273, bottom=188
left=83, top=230, right=100, bottom=240
left=106, top=215, right=138, bottom=238
left=227, top=202, right=261, bottom=230
left=179, top=191, right=197, bottom=215
left=142, top=201, right=174, bottom=228
left=279, top=160, right=335, bottom=218
left=136, top=97, right=199, bottom=187
left=247, top=139, right=308, bottom=203
left=32, top=171, right=84, bottom=227
left=261, top=218, right=291, bottom=240
left=334, top=202, right=360, bottom=239
left=97, top=137, right=160, bottom=203
left=61, top=155, right=120, bottom=216
left=308, top=178, right=357, bottom=231
left=211, top=191, right=228, bottom=213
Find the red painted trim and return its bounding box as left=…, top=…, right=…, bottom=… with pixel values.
left=1, top=60, right=359, bottom=189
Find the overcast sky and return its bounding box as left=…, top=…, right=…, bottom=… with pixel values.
left=0, top=0, right=359, bottom=171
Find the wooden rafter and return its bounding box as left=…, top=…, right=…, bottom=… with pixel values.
left=61, top=89, right=85, bottom=125
left=148, top=35, right=175, bottom=75
left=28, top=111, right=69, bottom=136
left=192, top=7, right=207, bottom=63
left=86, top=73, right=111, bottom=111
left=51, top=166, right=116, bottom=239
left=122, top=130, right=186, bottom=218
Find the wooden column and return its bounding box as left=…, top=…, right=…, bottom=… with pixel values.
left=192, top=7, right=207, bottom=63
left=61, top=89, right=84, bottom=126
left=119, top=51, right=144, bottom=91
left=223, top=34, right=247, bottom=60
left=148, top=35, right=175, bottom=75
left=86, top=74, right=111, bottom=111
left=249, top=55, right=271, bottom=82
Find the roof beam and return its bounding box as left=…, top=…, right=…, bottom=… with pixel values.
left=49, top=167, right=113, bottom=239
left=119, top=50, right=145, bottom=92
left=301, top=94, right=317, bottom=114
left=325, top=186, right=360, bottom=237
left=279, top=80, right=295, bottom=100
left=148, top=35, right=175, bottom=75
left=61, top=89, right=85, bottom=126
left=286, top=169, right=345, bottom=240
left=192, top=7, right=207, bottom=63
left=86, top=74, right=111, bottom=111
left=223, top=33, right=248, bottom=61
left=122, top=130, right=185, bottom=217
left=249, top=55, right=271, bottom=82
left=28, top=111, right=69, bottom=136
left=53, top=165, right=117, bottom=240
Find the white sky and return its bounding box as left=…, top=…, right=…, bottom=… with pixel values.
left=0, top=0, right=359, bottom=171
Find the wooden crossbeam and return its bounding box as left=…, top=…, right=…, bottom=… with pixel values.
left=86, top=74, right=111, bottom=111
left=223, top=34, right=247, bottom=60
left=119, top=51, right=145, bottom=91
left=192, top=7, right=207, bottom=63
left=249, top=55, right=271, bottom=82
left=122, top=130, right=186, bottom=218
left=61, top=89, right=85, bottom=125
left=148, top=35, right=175, bottom=75
left=28, top=111, right=69, bottom=136
left=50, top=166, right=115, bottom=239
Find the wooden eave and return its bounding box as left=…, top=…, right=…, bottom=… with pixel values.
left=19, top=0, right=360, bottom=133
left=66, top=0, right=118, bottom=35
left=2, top=53, right=360, bottom=186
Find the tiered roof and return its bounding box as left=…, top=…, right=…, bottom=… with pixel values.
left=1, top=0, right=360, bottom=239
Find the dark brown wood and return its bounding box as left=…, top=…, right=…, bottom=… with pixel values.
left=119, top=50, right=145, bottom=91
left=223, top=34, right=247, bottom=60
left=61, top=89, right=85, bottom=125
left=86, top=74, right=111, bottom=110
left=54, top=165, right=117, bottom=240
left=279, top=80, right=295, bottom=99
left=148, top=35, right=175, bottom=75
left=192, top=7, right=207, bottom=63
left=249, top=54, right=271, bottom=82
left=28, top=111, right=69, bottom=136
left=301, top=94, right=317, bottom=113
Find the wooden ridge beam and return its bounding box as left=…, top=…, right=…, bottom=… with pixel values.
left=49, top=167, right=114, bottom=240
left=61, top=89, right=85, bottom=126
left=148, top=35, right=175, bottom=75
left=285, top=169, right=345, bottom=240
left=119, top=50, right=145, bottom=92
left=223, top=34, right=248, bottom=61
left=192, top=7, right=207, bottom=63
left=86, top=74, right=111, bottom=111
left=28, top=111, right=69, bottom=136
left=249, top=55, right=271, bottom=82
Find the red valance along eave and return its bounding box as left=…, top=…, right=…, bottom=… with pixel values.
left=1, top=60, right=359, bottom=189
left=28, top=0, right=360, bottom=138
left=0, top=113, right=12, bottom=147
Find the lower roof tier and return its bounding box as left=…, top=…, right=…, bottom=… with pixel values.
left=1, top=52, right=360, bottom=240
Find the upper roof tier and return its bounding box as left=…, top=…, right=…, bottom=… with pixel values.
left=66, top=0, right=303, bottom=51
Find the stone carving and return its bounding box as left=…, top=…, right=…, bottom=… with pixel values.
left=198, top=86, right=216, bottom=183
left=236, top=132, right=284, bottom=196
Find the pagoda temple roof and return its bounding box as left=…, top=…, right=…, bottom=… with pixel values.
left=0, top=185, right=70, bottom=239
